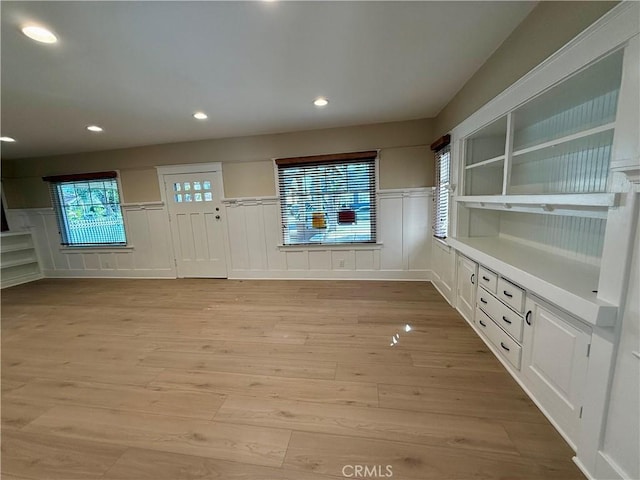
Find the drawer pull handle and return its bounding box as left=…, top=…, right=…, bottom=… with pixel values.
left=502, top=316, right=512, bottom=324
left=482, top=276, right=490, bottom=282
left=500, top=342, right=510, bottom=352
left=525, top=310, right=532, bottom=326
left=471, top=273, right=475, bottom=285
left=503, top=290, right=513, bottom=298
left=479, top=320, right=487, bottom=327
left=480, top=298, right=487, bottom=304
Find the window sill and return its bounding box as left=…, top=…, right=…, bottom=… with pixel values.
left=59, top=245, right=135, bottom=254
left=278, top=243, right=383, bottom=251
left=433, top=237, right=451, bottom=250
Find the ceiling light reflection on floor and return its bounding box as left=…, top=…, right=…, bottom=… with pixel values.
left=389, top=324, right=412, bottom=347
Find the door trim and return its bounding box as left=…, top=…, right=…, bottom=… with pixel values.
left=155, top=162, right=231, bottom=278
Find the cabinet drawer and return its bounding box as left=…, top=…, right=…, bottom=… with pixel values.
left=475, top=305, right=492, bottom=332
left=476, top=307, right=522, bottom=370
left=477, top=289, right=498, bottom=313
left=497, top=277, right=525, bottom=313
left=478, top=290, right=524, bottom=342
left=478, top=266, right=498, bottom=293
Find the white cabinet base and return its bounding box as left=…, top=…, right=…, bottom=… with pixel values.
left=522, top=296, right=591, bottom=447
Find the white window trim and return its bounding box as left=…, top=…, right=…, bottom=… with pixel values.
left=49, top=170, right=131, bottom=248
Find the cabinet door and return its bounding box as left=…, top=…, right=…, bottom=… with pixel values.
left=432, top=241, right=455, bottom=304
left=522, top=297, right=591, bottom=447
left=456, top=255, right=478, bottom=323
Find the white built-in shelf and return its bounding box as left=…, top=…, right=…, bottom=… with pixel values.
left=1, top=243, right=34, bottom=254
left=465, top=155, right=504, bottom=170
left=1, top=258, right=38, bottom=269
left=512, top=123, right=616, bottom=158
left=1, top=231, right=43, bottom=288
left=456, top=193, right=617, bottom=207
left=455, top=193, right=617, bottom=218
left=449, top=236, right=617, bottom=327
left=1, top=231, right=32, bottom=238
left=611, top=157, right=640, bottom=186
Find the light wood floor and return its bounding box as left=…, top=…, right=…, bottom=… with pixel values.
left=1, top=278, right=584, bottom=480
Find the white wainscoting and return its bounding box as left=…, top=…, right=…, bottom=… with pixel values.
left=6, top=203, right=176, bottom=279
left=5, top=189, right=432, bottom=281
left=222, top=188, right=433, bottom=280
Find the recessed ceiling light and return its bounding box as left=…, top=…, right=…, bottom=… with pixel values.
left=86, top=125, right=103, bottom=132
left=193, top=112, right=208, bottom=120
left=313, top=97, right=329, bottom=107
left=21, top=25, right=58, bottom=44
left=0, top=136, right=16, bottom=142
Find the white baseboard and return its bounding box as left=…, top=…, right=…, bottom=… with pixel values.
left=227, top=269, right=432, bottom=281
left=38, top=269, right=431, bottom=281
left=573, top=456, right=594, bottom=480
left=431, top=277, right=454, bottom=306
left=593, top=451, right=630, bottom=480
left=42, top=269, right=176, bottom=279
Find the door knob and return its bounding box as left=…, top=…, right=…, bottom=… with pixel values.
left=215, top=215, right=220, bottom=220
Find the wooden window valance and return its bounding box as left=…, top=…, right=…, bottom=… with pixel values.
left=275, top=150, right=378, bottom=167
left=42, top=171, right=117, bottom=183
left=430, top=135, right=451, bottom=152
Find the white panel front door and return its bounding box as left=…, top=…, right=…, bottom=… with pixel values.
left=163, top=171, right=227, bottom=278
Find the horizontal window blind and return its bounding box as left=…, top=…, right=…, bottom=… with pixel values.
left=276, top=153, right=377, bottom=246
left=432, top=138, right=451, bottom=239
left=44, top=176, right=127, bottom=246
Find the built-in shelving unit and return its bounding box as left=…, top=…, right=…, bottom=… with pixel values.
left=445, top=6, right=639, bottom=477
left=1, top=231, right=43, bottom=288
left=459, top=49, right=623, bottom=204
left=464, top=116, right=507, bottom=196
left=453, top=47, right=625, bottom=318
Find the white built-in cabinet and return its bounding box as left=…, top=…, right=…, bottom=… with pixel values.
left=522, top=295, right=591, bottom=446
left=455, top=255, right=477, bottom=323
left=444, top=4, right=639, bottom=478
left=1, top=231, right=43, bottom=288
left=452, top=47, right=625, bottom=326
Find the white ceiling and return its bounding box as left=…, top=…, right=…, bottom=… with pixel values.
left=1, top=1, right=536, bottom=160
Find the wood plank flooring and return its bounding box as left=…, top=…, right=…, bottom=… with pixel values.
left=1, top=278, right=584, bottom=479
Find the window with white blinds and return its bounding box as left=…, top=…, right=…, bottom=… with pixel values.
left=43, top=171, right=127, bottom=246
left=432, top=136, right=451, bottom=239
left=276, top=151, right=377, bottom=246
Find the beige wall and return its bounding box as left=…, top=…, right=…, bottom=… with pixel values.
left=223, top=161, right=277, bottom=198
left=119, top=168, right=161, bottom=204
left=433, top=1, right=618, bottom=137
left=2, top=118, right=434, bottom=208
left=379, top=145, right=433, bottom=189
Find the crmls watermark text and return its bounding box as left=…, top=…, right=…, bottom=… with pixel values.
left=341, top=465, right=393, bottom=478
